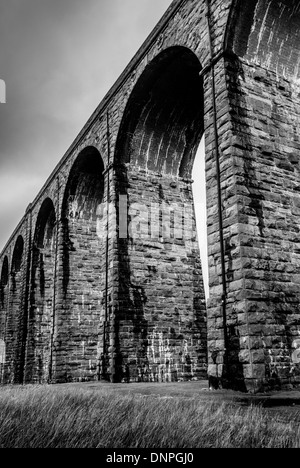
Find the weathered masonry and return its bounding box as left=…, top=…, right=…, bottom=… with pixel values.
left=1, top=0, right=300, bottom=392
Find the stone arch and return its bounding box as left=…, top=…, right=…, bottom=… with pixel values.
left=25, top=198, right=56, bottom=383
left=63, top=146, right=105, bottom=224
left=0, top=256, right=9, bottom=287
left=4, top=236, right=25, bottom=383
left=60, top=145, right=105, bottom=382
left=34, top=198, right=56, bottom=250
left=115, top=46, right=204, bottom=179
left=0, top=256, right=9, bottom=321
left=112, top=46, right=207, bottom=383
left=0, top=256, right=9, bottom=383
left=226, top=0, right=300, bottom=80
left=11, top=235, right=24, bottom=284
left=0, top=255, right=9, bottom=326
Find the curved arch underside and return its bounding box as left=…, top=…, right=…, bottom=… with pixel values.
left=12, top=236, right=24, bottom=274
left=230, top=0, right=300, bottom=80
left=117, top=47, right=204, bottom=178
left=64, top=147, right=104, bottom=223
left=0, top=257, right=9, bottom=287
left=0, top=257, right=9, bottom=335
left=3, top=236, right=25, bottom=384
left=35, top=199, right=56, bottom=249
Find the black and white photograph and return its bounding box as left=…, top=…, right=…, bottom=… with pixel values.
left=0, top=0, right=300, bottom=451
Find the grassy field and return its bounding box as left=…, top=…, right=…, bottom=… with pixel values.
left=0, top=385, right=299, bottom=448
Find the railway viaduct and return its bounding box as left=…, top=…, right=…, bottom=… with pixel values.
left=1, top=0, right=300, bottom=392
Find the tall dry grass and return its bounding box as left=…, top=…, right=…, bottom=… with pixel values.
left=0, top=385, right=299, bottom=448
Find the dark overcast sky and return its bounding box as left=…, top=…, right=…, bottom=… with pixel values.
left=0, top=0, right=208, bottom=293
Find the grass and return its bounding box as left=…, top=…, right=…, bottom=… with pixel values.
left=0, top=385, right=299, bottom=448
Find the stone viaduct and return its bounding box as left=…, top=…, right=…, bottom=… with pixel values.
left=1, top=0, right=300, bottom=392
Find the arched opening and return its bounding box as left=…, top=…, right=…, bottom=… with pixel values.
left=114, top=47, right=207, bottom=383
left=61, top=146, right=105, bottom=381
left=4, top=236, right=25, bottom=383
left=0, top=257, right=9, bottom=288
left=26, top=199, right=56, bottom=383
left=0, top=257, right=9, bottom=383
left=116, top=46, right=204, bottom=177
left=11, top=236, right=24, bottom=284
left=0, top=255, right=9, bottom=314
left=0, top=257, right=9, bottom=317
